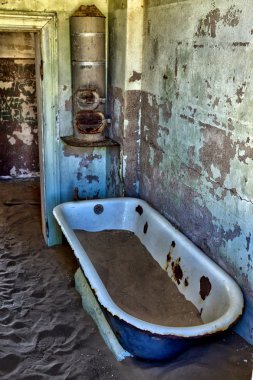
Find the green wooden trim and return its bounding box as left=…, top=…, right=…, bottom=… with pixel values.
left=0, top=10, right=55, bottom=30
left=40, top=14, right=62, bottom=246
left=0, top=11, right=62, bottom=246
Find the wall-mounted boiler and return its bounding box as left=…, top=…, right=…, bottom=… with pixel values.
left=70, top=5, right=106, bottom=142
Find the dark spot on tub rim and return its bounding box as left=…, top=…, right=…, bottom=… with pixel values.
left=184, top=278, right=189, bottom=287
left=136, top=205, right=143, bottom=215
left=173, top=262, right=183, bottom=285
left=199, top=276, right=212, bottom=300
left=171, top=241, right=176, bottom=248
left=94, top=204, right=104, bottom=215
left=143, top=222, right=148, bottom=234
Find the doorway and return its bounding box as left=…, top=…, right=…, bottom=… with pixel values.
left=0, top=11, right=61, bottom=246
left=0, top=31, right=39, bottom=179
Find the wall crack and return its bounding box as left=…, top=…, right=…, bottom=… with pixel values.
left=183, top=162, right=253, bottom=205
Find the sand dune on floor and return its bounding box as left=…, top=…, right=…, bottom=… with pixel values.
left=0, top=179, right=252, bottom=380
left=0, top=180, right=123, bottom=379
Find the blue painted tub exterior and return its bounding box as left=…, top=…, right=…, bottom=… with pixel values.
left=103, top=308, right=192, bottom=360
left=53, top=197, right=244, bottom=360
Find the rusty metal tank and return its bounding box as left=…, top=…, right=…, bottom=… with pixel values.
left=70, top=5, right=106, bottom=142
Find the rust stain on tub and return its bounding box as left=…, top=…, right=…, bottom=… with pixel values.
left=166, top=252, right=172, bottom=264
left=165, top=252, right=172, bottom=272
left=135, top=205, right=143, bottom=215
left=143, top=222, right=148, bottom=234
left=200, top=276, right=212, bottom=300
left=172, top=259, right=183, bottom=285
left=165, top=241, right=176, bottom=271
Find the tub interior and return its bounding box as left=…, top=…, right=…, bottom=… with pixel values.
left=74, top=228, right=204, bottom=327
left=55, top=198, right=238, bottom=327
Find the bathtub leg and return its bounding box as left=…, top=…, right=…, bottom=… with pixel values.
left=74, top=268, right=132, bottom=361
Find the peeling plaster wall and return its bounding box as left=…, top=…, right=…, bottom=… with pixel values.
left=61, top=144, right=121, bottom=202
left=108, top=0, right=253, bottom=344
left=139, top=0, right=253, bottom=344
left=0, top=32, right=39, bottom=178
left=108, top=0, right=143, bottom=196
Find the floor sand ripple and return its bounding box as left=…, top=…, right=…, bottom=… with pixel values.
left=0, top=179, right=252, bottom=380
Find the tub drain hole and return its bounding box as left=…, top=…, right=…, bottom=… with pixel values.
left=94, top=204, right=104, bottom=215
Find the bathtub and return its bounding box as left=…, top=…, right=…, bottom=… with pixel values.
left=53, top=198, right=244, bottom=360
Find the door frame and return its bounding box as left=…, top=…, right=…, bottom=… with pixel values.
left=0, top=10, right=61, bottom=246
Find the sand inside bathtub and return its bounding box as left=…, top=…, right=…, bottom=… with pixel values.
left=74, top=229, right=203, bottom=327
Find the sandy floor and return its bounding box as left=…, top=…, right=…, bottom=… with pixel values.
left=0, top=179, right=252, bottom=380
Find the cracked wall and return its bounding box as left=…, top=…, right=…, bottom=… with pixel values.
left=140, top=0, right=253, bottom=344
left=0, top=32, right=39, bottom=178
left=109, top=0, right=253, bottom=344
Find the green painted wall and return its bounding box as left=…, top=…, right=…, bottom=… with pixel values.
left=109, top=0, right=253, bottom=345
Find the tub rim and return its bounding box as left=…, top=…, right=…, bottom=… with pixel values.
left=53, top=197, right=244, bottom=338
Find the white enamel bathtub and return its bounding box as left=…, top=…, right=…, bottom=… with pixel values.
left=53, top=198, right=244, bottom=360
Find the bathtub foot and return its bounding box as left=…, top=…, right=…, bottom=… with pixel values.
left=74, top=268, right=132, bottom=361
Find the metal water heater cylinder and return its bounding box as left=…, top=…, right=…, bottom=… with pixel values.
left=70, top=5, right=106, bottom=141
